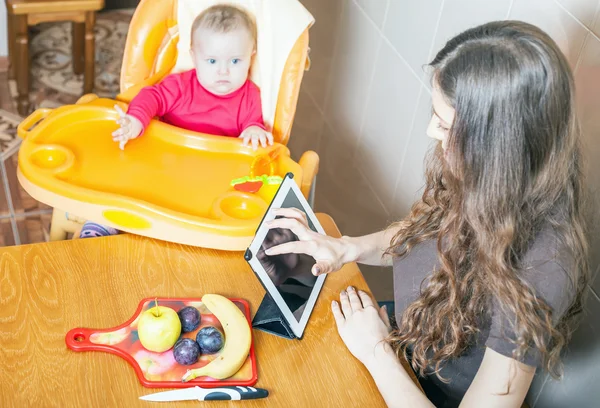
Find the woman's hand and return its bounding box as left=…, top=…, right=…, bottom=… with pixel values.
left=264, top=208, right=355, bottom=275
left=256, top=227, right=300, bottom=286
left=332, top=286, right=392, bottom=365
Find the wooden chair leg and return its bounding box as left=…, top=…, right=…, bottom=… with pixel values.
left=83, top=11, right=95, bottom=94
left=14, top=15, right=30, bottom=116
left=72, top=22, right=85, bottom=76
left=7, top=14, right=16, bottom=81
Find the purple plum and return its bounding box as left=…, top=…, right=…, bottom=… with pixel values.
left=173, top=338, right=201, bottom=365
left=196, top=326, right=224, bottom=354
left=177, top=306, right=201, bottom=333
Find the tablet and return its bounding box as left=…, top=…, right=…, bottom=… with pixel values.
left=244, top=173, right=326, bottom=339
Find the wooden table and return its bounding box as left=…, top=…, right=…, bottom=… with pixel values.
left=0, top=213, right=420, bottom=407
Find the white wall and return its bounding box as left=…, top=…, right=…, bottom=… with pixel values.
left=292, top=0, right=600, bottom=299
left=290, top=0, right=600, bottom=406
left=0, top=2, right=7, bottom=57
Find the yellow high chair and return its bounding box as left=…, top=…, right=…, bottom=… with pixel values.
left=16, top=0, right=319, bottom=251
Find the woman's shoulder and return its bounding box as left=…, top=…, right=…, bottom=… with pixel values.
left=523, top=221, right=573, bottom=266
left=522, top=221, right=575, bottom=279
left=520, top=222, right=577, bottom=320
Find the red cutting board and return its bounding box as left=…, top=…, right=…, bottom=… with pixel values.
left=65, top=297, right=257, bottom=388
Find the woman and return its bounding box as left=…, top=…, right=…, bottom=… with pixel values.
left=264, top=21, right=589, bottom=407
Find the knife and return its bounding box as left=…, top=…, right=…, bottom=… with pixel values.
left=140, top=386, right=269, bottom=402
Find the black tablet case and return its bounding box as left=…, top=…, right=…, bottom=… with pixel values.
left=251, top=292, right=297, bottom=339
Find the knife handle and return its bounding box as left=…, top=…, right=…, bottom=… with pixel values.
left=203, top=387, right=269, bottom=401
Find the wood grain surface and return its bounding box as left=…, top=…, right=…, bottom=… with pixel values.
left=5, top=0, right=104, bottom=15
left=0, top=213, right=420, bottom=407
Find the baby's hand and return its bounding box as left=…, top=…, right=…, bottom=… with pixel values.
left=239, top=126, right=274, bottom=151
left=112, top=105, right=143, bottom=150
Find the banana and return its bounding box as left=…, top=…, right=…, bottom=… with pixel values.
left=182, top=294, right=251, bottom=382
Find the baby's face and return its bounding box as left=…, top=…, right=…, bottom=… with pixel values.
left=190, top=28, right=255, bottom=96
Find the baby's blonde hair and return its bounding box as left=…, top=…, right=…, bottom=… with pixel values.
left=191, top=4, right=257, bottom=46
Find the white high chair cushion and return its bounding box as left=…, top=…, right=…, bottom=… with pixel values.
left=172, top=0, right=314, bottom=130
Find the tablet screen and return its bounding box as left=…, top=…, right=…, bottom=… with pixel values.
left=255, top=190, right=318, bottom=322
left=246, top=172, right=327, bottom=338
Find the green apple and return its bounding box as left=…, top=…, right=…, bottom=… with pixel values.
left=137, top=302, right=182, bottom=353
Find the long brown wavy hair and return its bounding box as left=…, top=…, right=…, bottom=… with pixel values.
left=385, top=21, right=589, bottom=380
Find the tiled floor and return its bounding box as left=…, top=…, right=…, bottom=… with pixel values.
left=0, top=71, right=53, bottom=246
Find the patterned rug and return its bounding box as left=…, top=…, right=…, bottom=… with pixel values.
left=0, top=10, right=134, bottom=246
left=9, top=9, right=133, bottom=108
left=0, top=109, right=22, bottom=160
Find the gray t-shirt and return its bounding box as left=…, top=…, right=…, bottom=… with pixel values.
left=393, top=222, right=575, bottom=407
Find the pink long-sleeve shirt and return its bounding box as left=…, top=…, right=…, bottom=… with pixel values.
left=126, top=69, right=265, bottom=137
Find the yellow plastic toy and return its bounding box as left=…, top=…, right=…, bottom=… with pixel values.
left=16, top=0, right=319, bottom=251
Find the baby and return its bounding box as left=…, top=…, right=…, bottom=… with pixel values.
left=112, top=4, right=273, bottom=151
left=80, top=5, right=271, bottom=240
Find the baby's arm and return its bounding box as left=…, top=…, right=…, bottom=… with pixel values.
left=111, top=74, right=184, bottom=149
left=112, top=105, right=143, bottom=150
left=238, top=84, right=273, bottom=150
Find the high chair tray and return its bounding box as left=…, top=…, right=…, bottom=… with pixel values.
left=17, top=98, right=302, bottom=250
